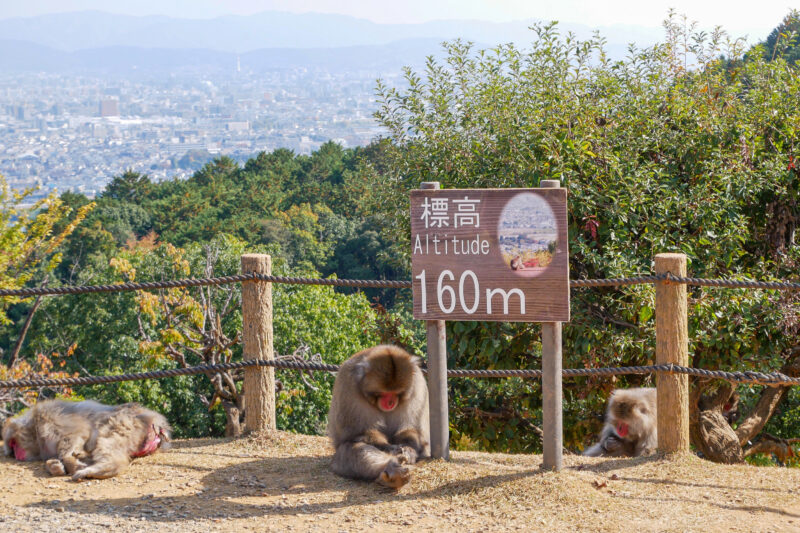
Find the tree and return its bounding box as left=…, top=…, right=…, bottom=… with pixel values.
left=261, top=203, right=335, bottom=271
left=117, top=239, right=248, bottom=436
left=0, top=173, right=93, bottom=364
left=759, top=10, right=800, bottom=65
left=103, top=170, right=152, bottom=203
left=22, top=232, right=380, bottom=438
left=373, top=15, right=800, bottom=460
left=0, top=347, right=78, bottom=418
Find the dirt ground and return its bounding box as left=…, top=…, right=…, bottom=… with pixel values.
left=1, top=431, right=799, bottom=533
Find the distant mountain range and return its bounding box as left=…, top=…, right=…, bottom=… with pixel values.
left=0, top=10, right=666, bottom=73
left=0, top=38, right=448, bottom=73
left=0, top=10, right=663, bottom=52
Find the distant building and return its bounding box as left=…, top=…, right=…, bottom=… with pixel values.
left=92, top=124, right=107, bottom=138
left=99, top=99, right=119, bottom=117
left=226, top=121, right=249, bottom=132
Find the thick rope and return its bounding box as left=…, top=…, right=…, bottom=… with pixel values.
left=2, top=272, right=800, bottom=298
left=665, top=274, right=800, bottom=291
left=569, top=274, right=666, bottom=287
left=0, top=274, right=411, bottom=297
left=1, top=360, right=797, bottom=389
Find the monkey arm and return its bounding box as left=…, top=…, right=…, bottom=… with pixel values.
left=331, top=441, right=401, bottom=479
left=583, top=424, right=616, bottom=456
left=388, top=428, right=429, bottom=463
left=583, top=424, right=637, bottom=457
left=391, top=427, right=425, bottom=449
left=600, top=434, right=629, bottom=456
left=354, top=429, right=394, bottom=452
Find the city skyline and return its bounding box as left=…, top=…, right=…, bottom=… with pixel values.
left=0, top=69, right=383, bottom=202
left=1, top=5, right=794, bottom=203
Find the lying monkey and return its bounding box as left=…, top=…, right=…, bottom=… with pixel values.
left=3, top=399, right=170, bottom=480
left=327, top=345, right=430, bottom=489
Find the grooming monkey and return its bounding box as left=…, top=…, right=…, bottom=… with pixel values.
left=2, top=399, right=170, bottom=480
left=327, top=345, right=430, bottom=489
left=584, top=388, right=657, bottom=458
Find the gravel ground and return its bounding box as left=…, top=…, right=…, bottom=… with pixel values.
left=1, top=431, right=799, bottom=532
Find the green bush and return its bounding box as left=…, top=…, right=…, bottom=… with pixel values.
left=23, top=234, right=379, bottom=437
left=374, top=15, right=800, bottom=453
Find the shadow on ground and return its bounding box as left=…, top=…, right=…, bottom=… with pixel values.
left=28, top=453, right=543, bottom=522
left=20, top=448, right=800, bottom=524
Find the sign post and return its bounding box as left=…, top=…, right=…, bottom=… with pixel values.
left=410, top=184, right=569, bottom=468
left=540, top=179, right=563, bottom=471
left=420, top=182, right=450, bottom=460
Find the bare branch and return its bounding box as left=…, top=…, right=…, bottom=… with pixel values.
left=221, top=334, right=241, bottom=351
left=171, top=343, right=205, bottom=359
left=136, top=313, right=153, bottom=342
left=8, top=274, right=49, bottom=366
left=218, top=285, right=237, bottom=319
left=588, top=303, right=638, bottom=330
left=744, top=433, right=796, bottom=465
left=735, top=352, right=800, bottom=446
left=197, top=286, right=209, bottom=332
left=735, top=386, right=790, bottom=446
left=221, top=371, right=238, bottom=394
left=175, top=325, right=200, bottom=341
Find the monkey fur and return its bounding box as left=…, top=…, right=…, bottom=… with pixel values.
left=2, top=399, right=170, bottom=481
left=584, top=388, right=657, bottom=458
left=327, top=345, right=430, bottom=489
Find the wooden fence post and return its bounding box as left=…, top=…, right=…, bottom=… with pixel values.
left=655, top=252, right=689, bottom=454
left=241, top=254, right=275, bottom=434
left=540, top=179, right=563, bottom=471
left=421, top=181, right=450, bottom=460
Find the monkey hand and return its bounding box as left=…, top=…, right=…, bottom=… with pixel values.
left=387, top=445, right=418, bottom=464
left=377, top=460, right=411, bottom=489
left=45, top=459, right=66, bottom=476
left=603, top=434, right=626, bottom=455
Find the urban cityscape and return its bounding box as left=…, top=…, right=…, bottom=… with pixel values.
left=0, top=68, right=392, bottom=202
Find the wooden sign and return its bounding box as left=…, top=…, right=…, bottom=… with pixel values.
left=411, top=188, right=570, bottom=322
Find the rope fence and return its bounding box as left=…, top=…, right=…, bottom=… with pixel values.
left=3, top=252, right=800, bottom=462
left=2, top=272, right=800, bottom=298
left=2, top=269, right=800, bottom=390
left=0, top=273, right=411, bottom=297
left=1, top=359, right=798, bottom=390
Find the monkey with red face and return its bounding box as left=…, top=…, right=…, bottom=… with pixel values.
left=327, top=345, right=430, bottom=489
left=584, top=388, right=657, bottom=458
left=3, top=399, right=170, bottom=481
left=584, top=387, right=741, bottom=458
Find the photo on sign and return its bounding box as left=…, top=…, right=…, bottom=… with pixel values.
left=498, top=192, right=558, bottom=277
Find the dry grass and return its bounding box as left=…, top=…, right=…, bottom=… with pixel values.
left=1, top=431, right=799, bottom=532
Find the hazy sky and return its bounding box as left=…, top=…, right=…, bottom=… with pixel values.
left=1, top=0, right=795, bottom=39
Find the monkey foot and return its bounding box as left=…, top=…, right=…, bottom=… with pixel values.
left=71, top=470, right=89, bottom=482
left=378, top=462, right=411, bottom=489
left=45, top=459, right=66, bottom=476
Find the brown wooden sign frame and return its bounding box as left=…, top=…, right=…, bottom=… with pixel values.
left=411, top=187, right=570, bottom=322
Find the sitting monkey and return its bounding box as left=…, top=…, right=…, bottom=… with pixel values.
left=327, top=345, right=430, bottom=489
left=584, top=388, right=657, bottom=458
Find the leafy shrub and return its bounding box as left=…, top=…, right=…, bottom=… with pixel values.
left=374, top=15, right=800, bottom=453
